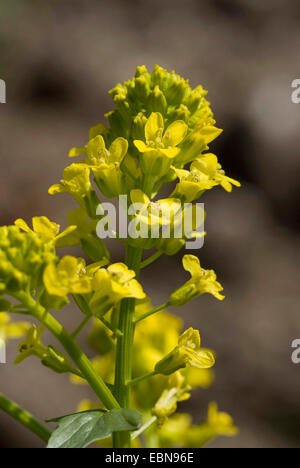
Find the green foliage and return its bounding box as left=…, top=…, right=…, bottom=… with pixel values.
left=47, top=409, right=142, bottom=449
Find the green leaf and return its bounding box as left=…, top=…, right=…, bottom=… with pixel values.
left=47, top=409, right=142, bottom=448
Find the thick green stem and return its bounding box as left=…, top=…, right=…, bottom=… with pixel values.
left=0, top=392, right=51, bottom=443
left=113, top=246, right=143, bottom=448
left=15, top=292, right=119, bottom=411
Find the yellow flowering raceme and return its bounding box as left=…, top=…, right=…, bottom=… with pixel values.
left=170, top=255, right=225, bottom=306
left=155, top=327, right=215, bottom=375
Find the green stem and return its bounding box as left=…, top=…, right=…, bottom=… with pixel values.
left=71, top=314, right=92, bottom=338
left=99, top=316, right=123, bottom=338
left=128, top=371, right=156, bottom=387
left=0, top=392, right=51, bottom=443
left=140, top=251, right=163, bottom=269
left=113, top=246, right=143, bottom=448
left=14, top=292, right=119, bottom=411
left=134, top=302, right=170, bottom=323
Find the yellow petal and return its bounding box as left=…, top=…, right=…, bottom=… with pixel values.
left=14, top=219, right=31, bottom=233
left=182, top=255, right=201, bottom=277
left=145, top=112, right=164, bottom=142
left=159, top=148, right=180, bottom=158
left=199, top=126, right=223, bottom=144
left=109, top=137, right=128, bottom=163
left=32, top=217, right=60, bottom=239
left=134, top=140, right=149, bottom=153
left=48, top=184, right=63, bottom=195
left=163, top=120, right=188, bottom=147
left=130, top=189, right=150, bottom=206
left=69, top=147, right=87, bottom=158
left=55, top=225, right=78, bottom=242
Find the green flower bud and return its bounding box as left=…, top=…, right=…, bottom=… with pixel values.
left=147, top=85, right=167, bottom=114
left=42, top=345, right=72, bottom=374
left=135, top=76, right=150, bottom=102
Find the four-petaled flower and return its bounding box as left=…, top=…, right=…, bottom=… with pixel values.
left=49, top=163, right=92, bottom=202
left=170, top=255, right=225, bottom=306
left=134, top=112, right=188, bottom=158
left=14, top=216, right=77, bottom=246
left=43, top=256, right=92, bottom=298
left=89, top=262, right=146, bottom=316
left=155, top=327, right=215, bottom=375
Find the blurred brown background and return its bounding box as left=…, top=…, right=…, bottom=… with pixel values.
left=1, top=0, right=300, bottom=448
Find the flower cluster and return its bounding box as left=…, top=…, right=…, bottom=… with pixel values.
left=0, top=65, right=239, bottom=449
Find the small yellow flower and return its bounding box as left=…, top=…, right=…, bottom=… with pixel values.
left=193, top=153, right=241, bottom=192
left=14, top=216, right=77, bottom=246
left=207, top=402, right=238, bottom=437
left=130, top=189, right=182, bottom=228
left=0, top=312, right=30, bottom=350
left=15, top=324, right=72, bottom=373
left=14, top=325, right=47, bottom=364
left=43, top=256, right=92, bottom=298
left=170, top=255, right=225, bottom=306
left=152, top=372, right=191, bottom=424
left=69, top=135, right=128, bottom=198
left=89, top=262, right=145, bottom=316
left=134, top=112, right=188, bottom=181
left=172, top=167, right=217, bottom=202
left=155, top=327, right=215, bottom=375
left=49, top=163, right=92, bottom=202
left=134, top=112, right=187, bottom=158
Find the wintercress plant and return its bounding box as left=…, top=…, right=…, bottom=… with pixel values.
left=0, top=65, right=240, bottom=448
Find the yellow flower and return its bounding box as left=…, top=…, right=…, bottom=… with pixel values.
left=14, top=216, right=77, bottom=246
left=43, top=256, right=92, bottom=298
left=134, top=112, right=187, bottom=158
left=185, top=402, right=238, bottom=447
left=207, top=402, right=238, bottom=436
left=130, top=189, right=182, bottom=229
left=14, top=325, right=47, bottom=364
left=84, top=135, right=128, bottom=170
left=169, top=255, right=225, bottom=306
left=134, top=112, right=188, bottom=181
left=89, top=262, right=145, bottom=316
left=193, top=153, right=241, bottom=192
left=0, top=312, right=30, bottom=351
left=152, top=372, right=191, bottom=424
left=155, top=327, right=215, bottom=375
left=15, top=324, right=72, bottom=373
left=49, top=163, right=92, bottom=202
left=70, top=135, right=128, bottom=198
left=172, top=167, right=217, bottom=202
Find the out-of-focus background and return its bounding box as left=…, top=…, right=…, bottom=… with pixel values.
left=1, top=0, right=300, bottom=448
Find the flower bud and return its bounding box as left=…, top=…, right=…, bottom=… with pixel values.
left=147, top=85, right=167, bottom=114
